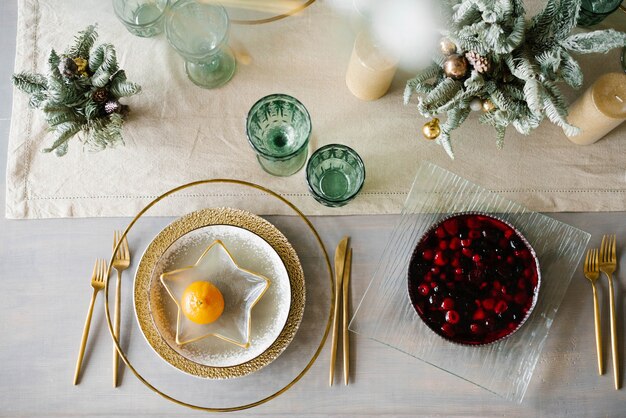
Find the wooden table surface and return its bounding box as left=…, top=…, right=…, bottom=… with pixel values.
left=1, top=1, right=625, bottom=417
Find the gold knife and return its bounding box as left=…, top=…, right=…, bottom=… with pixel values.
left=342, top=248, right=353, bottom=385
left=329, top=236, right=349, bottom=386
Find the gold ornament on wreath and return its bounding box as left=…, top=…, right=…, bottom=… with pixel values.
left=482, top=99, right=496, bottom=113
left=422, top=118, right=441, bottom=140
left=443, top=54, right=469, bottom=80
left=439, top=38, right=457, bottom=56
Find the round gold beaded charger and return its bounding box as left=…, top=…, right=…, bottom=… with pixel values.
left=134, top=207, right=305, bottom=379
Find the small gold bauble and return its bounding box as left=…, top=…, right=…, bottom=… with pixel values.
left=422, top=118, right=441, bottom=140
left=443, top=54, right=469, bottom=80
left=482, top=99, right=496, bottom=112
left=439, top=38, right=457, bottom=56
left=73, top=57, right=88, bottom=76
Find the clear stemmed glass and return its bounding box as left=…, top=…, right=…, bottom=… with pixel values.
left=165, top=0, right=236, bottom=89
left=112, top=0, right=169, bottom=38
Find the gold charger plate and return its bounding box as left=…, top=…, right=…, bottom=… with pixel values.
left=135, top=207, right=305, bottom=378
left=103, top=179, right=333, bottom=412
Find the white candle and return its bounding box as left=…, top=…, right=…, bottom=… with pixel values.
left=345, top=31, right=398, bottom=101
left=566, top=72, right=626, bottom=145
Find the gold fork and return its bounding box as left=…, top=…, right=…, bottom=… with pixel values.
left=112, top=231, right=131, bottom=388
left=73, top=259, right=107, bottom=385
left=599, top=234, right=620, bottom=390
left=583, top=248, right=603, bottom=376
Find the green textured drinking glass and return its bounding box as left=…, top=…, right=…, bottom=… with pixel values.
left=112, top=0, right=168, bottom=38
left=166, top=0, right=236, bottom=89
left=246, top=94, right=312, bottom=176
left=577, top=0, right=623, bottom=26
left=306, top=144, right=365, bottom=207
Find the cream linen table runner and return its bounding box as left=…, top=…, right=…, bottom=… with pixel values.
left=6, top=0, right=626, bottom=219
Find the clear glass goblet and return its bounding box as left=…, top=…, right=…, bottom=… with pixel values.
left=166, top=0, right=236, bottom=89
left=112, top=0, right=169, bottom=38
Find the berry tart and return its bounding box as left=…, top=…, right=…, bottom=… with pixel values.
left=407, top=213, right=540, bottom=345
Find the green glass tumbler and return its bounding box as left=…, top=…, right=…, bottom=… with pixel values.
left=306, top=144, right=365, bottom=207
left=166, top=0, right=236, bottom=89
left=112, top=0, right=168, bottom=38
left=246, top=94, right=312, bottom=176
left=578, top=0, right=623, bottom=26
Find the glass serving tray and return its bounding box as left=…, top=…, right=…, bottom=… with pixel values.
left=349, top=161, right=590, bottom=403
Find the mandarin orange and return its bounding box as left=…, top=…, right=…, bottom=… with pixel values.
left=181, top=281, right=225, bottom=324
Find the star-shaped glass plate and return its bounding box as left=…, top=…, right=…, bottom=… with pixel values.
left=160, top=240, right=271, bottom=348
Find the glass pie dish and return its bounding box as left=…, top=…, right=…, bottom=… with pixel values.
left=350, top=161, right=590, bottom=403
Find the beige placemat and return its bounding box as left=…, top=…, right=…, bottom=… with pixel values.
left=6, top=0, right=626, bottom=219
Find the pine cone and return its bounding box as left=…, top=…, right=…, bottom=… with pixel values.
left=465, top=51, right=491, bottom=74
left=59, top=57, right=78, bottom=77
left=92, top=88, right=109, bottom=103
left=104, top=100, right=120, bottom=114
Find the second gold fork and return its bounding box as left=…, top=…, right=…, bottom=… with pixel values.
left=583, top=248, right=603, bottom=375
left=112, top=231, right=131, bottom=387
left=599, top=234, right=619, bottom=390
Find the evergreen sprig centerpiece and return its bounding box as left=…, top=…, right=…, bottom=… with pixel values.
left=404, top=0, right=626, bottom=158
left=12, top=25, right=141, bottom=156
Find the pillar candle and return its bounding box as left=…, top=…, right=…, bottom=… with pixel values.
left=566, top=72, right=626, bottom=145
left=345, top=31, right=398, bottom=101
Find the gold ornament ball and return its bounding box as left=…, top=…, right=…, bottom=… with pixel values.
left=422, top=118, right=441, bottom=140
left=482, top=99, right=496, bottom=112
left=443, top=54, right=469, bottom=80
left=439, top=38, right=457, bottom=56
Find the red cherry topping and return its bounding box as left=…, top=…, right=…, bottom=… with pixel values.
left=433, top=251, right=447, bottom=266
left=467, top=217, right=481, bottom=229
left=443, top=218, right=460, bottom=235
left=409, top=214, right=539, bottom=345
left=469, top=230, right=481, bottom=240
left=514, top=292, right=527, bottom=305
left=441, top=323, right=455, bottom=337
left=472, top=308, right=486, bottom=320
left=418, top=284, right=430, bottom=296
left=441, top=297, right=455, bottom=310
left=495, top=300, right=509, bottom=314
left=445, top=310, right=460, bottom=324
left=470, top=323, right=483, bottom=334
left=482, top=298, right=495, bottom=310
